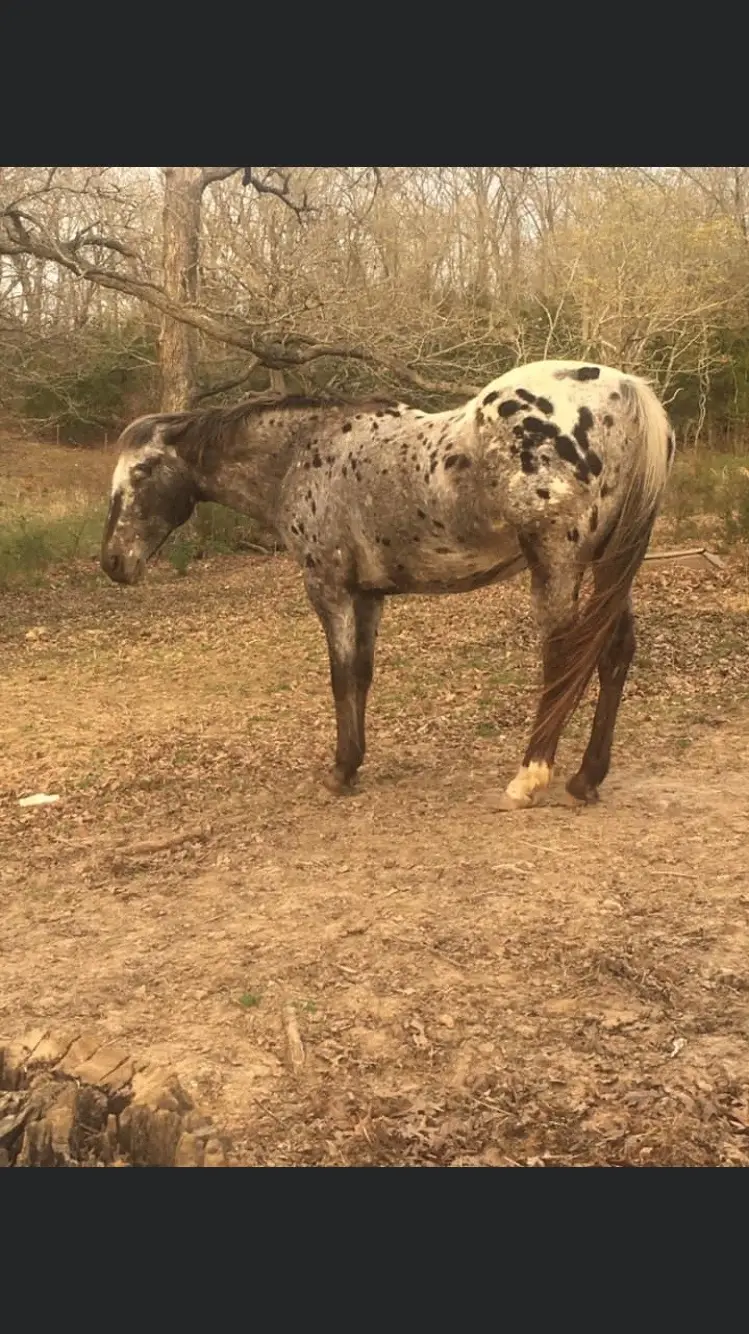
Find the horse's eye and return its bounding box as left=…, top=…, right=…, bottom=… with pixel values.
left=133, top=459, right=158, bottom=481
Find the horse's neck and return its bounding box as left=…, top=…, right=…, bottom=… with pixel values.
left=199, top=407, right=313, bottom=522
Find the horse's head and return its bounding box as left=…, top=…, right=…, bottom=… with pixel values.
left=101, top=418, right=199, bottom=585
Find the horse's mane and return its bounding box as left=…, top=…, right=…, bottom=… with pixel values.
left=121, top=391, right=402, bottom=470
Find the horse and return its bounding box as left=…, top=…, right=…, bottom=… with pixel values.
left=101, top=359, right=674, bottom=810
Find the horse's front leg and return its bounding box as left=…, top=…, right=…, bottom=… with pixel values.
left=353, top=591, right=384, bottom=764
left=306, top=580, right=369, bottom=794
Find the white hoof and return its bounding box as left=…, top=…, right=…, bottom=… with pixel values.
left=496, top=790, right=534, bottom=812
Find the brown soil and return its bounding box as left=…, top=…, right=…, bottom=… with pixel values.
left=2, top=468, right=749, bottom=1164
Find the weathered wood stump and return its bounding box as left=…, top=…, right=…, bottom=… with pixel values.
left=0, top=1029, right=231, bottom=1167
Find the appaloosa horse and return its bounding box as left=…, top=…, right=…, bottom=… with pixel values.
left=101, top=360, right=674, bottom=809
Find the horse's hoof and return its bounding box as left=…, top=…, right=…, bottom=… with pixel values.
left=564, top=777, right=599, bottom=806
left=495, top=790, right=534, bottom=812
left=322, top=770, right=358, bottom=796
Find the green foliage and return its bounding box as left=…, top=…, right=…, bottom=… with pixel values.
left=722, top=467, right=749, bottom=542
left=664, top=449, right=749, bottom=541
left=167, top=504, right=276, bottom=574
left=18, top=328, right=158, bottom=443
left=0, top=506, right=106, bottom=584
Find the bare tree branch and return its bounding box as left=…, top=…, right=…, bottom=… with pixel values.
left=199, top=167, right=243, bottom=191
left=241, top=168, right=313, bottom=223
left=191, top=357, right=260, bottom=404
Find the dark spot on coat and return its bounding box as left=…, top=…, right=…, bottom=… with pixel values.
left=342, top=422, right=352, bottom=433
left=311, top=500, right=317, bottom=515
left=512, top=424, right=525, bottom=438
left=498, top=399, right=524, bottom=418
left=589, top=505, right=599, bottom=532
left=572, top=407, right=595, bottom=455
left=536, top=396, right=553, bottom=415
left=609, top=391, right=620, bottom=402
left=587, top=451, right=602, bottom=476
left=567, top=527, right=579, bottom=542
left=444, top=454, right=459, bottom=469
left=516, top=388, right=536, bottom=404
left=555, top=435, right=580, bottom=467
left=575, top=366, right=600, bottom=380
left=312, top=452, right=322, bottom=467
left=483, top=390, right=499, bottom=405
left=371, top=422, right=379, bottom=431
left=603, top=414, right=614, bottom=428
left=536, top=487, right=550, bottom=500
left=520, top=451, right=538, bottom=475
left=522, top=416, right=560, bottom=441
left=475, top=409, right=485, bottom=427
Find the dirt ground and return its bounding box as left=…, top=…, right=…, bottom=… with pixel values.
left=2, top=449, right=749, bottom=1165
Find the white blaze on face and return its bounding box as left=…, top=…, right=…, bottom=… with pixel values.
left=111, top=451, right=136, bottom=507
left=110, top=440, right=166, bottom=508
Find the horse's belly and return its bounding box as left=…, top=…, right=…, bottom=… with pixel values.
left=359, top=525, right=525, bottom=595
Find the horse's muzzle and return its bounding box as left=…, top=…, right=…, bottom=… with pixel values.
left=101, top=547, right=145, bottom=585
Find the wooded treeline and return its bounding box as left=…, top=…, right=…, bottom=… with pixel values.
left=2, top=166, right=748, bottom=446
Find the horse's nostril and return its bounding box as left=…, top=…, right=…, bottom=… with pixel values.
left=103, top=550, right=126, bottom=581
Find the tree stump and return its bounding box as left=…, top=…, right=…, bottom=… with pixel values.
left=0, top=1029, right=231, bottom=1167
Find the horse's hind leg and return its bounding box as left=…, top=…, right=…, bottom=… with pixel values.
left=565, top=596, right=635, bottom=805
left=499, top=549, right=583, bottom=811
left=306, top=581, right=383, bottom=794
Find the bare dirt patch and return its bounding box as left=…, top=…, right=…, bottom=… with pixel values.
left=2, top=535, right=749, bottom=1165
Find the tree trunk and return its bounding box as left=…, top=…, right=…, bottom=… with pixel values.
left=160, top=167, right=202, bottom=411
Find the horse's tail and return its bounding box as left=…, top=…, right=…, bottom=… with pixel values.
left=532, top=373, right=674, bottom=744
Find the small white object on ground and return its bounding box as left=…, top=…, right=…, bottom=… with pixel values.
left=18, top=793, right=60, bottom=808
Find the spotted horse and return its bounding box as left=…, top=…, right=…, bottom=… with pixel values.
left=101, top=360, right=675, bottom=810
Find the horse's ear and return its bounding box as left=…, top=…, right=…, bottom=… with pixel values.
left=160, top=417, right=190, bottom=448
